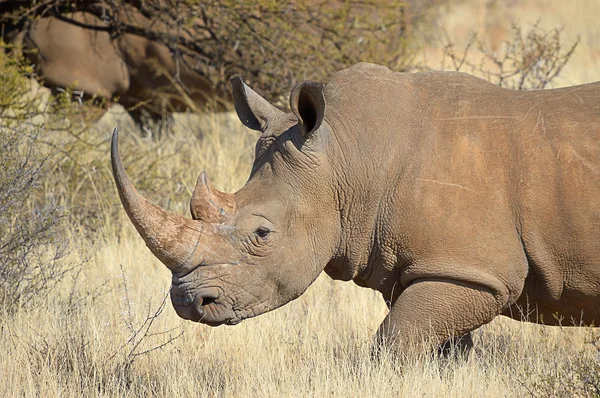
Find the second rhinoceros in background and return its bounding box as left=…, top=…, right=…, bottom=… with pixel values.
left=6, top=5, right=220, bottom=120
left=112, top=62, right=600, bottom=355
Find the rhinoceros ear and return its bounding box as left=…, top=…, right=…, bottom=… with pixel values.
left=230, top=76, right=282, bottom=132
left=290, top=81, right=325, bottom=137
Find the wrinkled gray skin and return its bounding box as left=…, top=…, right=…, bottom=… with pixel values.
left=112, top=63, right=600, bottom=355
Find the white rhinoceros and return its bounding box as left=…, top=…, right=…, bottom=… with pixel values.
left=112, top=62, right=600, bottom=355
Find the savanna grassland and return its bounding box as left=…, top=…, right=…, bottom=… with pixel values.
left=2, top=1, right=600, bottom=397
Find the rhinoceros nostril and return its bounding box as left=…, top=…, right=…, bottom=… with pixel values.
left=171, top=289, right=196, bottom=307
left=183, top=293, right=195, bottom=306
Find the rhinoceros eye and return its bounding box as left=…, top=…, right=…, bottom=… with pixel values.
left=254, top=227, right=270, bottom=239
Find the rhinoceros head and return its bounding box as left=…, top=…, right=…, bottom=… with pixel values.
left=112, top=77, right=340, bottom=325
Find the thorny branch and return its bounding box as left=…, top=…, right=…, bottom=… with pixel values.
left=441, top=22, right=579, bottom=90
left=108, top=266, right=183, bottom=369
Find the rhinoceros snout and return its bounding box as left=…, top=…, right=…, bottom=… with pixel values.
left=169, top=283, right=224, bottom=323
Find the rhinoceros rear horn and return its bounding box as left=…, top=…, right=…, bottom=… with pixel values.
left=111, top=128, right=207, bottom=272
left=230, top=76, right=284, bottom=132
left=290, top=81, right=325, bottom=137
left=190, top=171, right=236, bottom=223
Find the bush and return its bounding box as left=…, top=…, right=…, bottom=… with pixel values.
left=440, top=22, right=579, bottom=90
left=2, top=0, right=412, bottom=107
left=0, top=47, right=84, bottom=311
left=0, top=121, right=76, bottom=311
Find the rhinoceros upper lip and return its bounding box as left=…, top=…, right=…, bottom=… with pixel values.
left=172, top=261, right=239, bottom=281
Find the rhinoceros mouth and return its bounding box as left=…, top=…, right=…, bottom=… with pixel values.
left=171, top=296, right=224, bottom=324
left=197, top=299, right=237, bottom=326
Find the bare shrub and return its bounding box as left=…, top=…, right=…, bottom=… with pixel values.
left=441, top=22, right=579, bottom=90
left=0, top=47, right=90, bottom=311
left=0, top=122, right=77, bottom=311
left=109, top=265, right=183, bottom=382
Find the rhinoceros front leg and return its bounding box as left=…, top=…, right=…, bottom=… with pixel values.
left=375, top=278, right=502, bottom=358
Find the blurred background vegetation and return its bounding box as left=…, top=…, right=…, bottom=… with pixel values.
left=1, top=0, right=600, bottom=395
left=1, top=0, right=414, bottom=111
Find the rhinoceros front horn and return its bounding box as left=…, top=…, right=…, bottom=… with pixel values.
left=111, top=128, right=207, bottom=272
